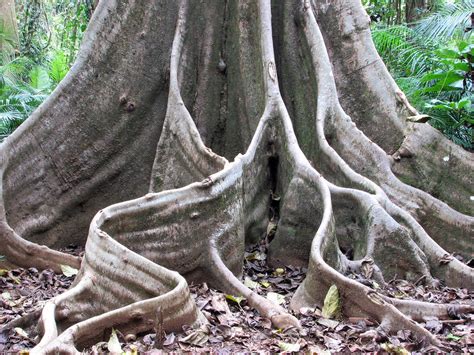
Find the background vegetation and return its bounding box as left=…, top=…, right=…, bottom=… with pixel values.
left=0, top=0, right=95, bottom=141
left=0, top=0, right=472, bottom=149
left=366, top=0, right=473, bottom=149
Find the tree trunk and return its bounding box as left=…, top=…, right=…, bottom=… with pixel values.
left=0, top=0, right=472, bottom=353
left=406, top=0, right=427, bottom=23
left=0, top=0, right=19, bottom=58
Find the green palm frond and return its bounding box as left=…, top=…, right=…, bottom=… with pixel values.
left=0, top=56, right=50, bottom=141
left=372, top=25, right=438, bottom=76
left=415, top=0, right=474, bottom=41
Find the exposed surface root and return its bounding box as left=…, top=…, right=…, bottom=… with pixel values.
left=2, top=250, right=472, bottom=353
left=0, top=0, right=472, bottom=352
left=0, top=168, right=81, bottom=273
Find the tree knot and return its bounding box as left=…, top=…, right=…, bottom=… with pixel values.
left=119, top=95, right=136, bottom=112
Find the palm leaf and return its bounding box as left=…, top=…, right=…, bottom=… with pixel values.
left=415, top=0, right=474, bottom=41
left=372, top=25, right=438, bottom=76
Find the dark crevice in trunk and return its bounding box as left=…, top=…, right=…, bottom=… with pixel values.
left=267, top=155, right=280, bottom=246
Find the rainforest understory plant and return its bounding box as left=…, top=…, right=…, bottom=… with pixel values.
left=0, top=0, right=94, bottom=140
left=370, top=0, right=474, bottom=149
left=0, top=0, right=473, bottom=354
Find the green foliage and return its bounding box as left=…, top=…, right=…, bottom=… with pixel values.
left=52, top=0, right=94, bottom=64
left=363, top=0, right=398, bottom=23
left=418, top=41, right=473, bottom=148
left=0, top=56, right=49, bottom=140
left=423, top=96, right=473, bottom=149
left=15, top=0, right=94, bottom=63
left=419, top=41, right=473, bottom=95
left=0, top=1, right=94, bottom=141
left=49, top=51, right=69, bottom=84
left=372, top=24, right=438, bottom=76
left=415, top=0, right=474, bottom=41
left=371, top=1, right=474, bottom=150
left=362, top=0, right=446, bottom=25
left=0, top=28, right=71, bottom=141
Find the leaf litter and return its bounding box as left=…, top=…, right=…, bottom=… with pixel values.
left=0, top=245, right=83, bottom=352
left=0, top=244, right=472, bottom=353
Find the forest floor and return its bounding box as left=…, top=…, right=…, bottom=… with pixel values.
left=1, top=244, right=473, bottom=354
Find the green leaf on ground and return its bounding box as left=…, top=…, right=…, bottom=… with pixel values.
left=260, top=280, right=271, bottom=288
left=446, top=333, right=461, bottom=341
left=322, top=284, right=341, bottom=319
left=225, top=294, right=245, bottom=306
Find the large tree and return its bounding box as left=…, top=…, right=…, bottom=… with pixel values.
left=0, top=0, right=472, bottom=353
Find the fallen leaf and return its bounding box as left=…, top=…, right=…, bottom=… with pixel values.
left=244, top=277, right=259, bottom=289
left=275, top=268, right=285, bottom=275
left=361, top=258, right=374, bottom=279
left=266, top=221, right=278, bottom=237
left=225, top=294, right=245, bottom=306
left=266, top=292, right=285, bottom=305
left=317, top=318, right=339, bottom=329
left=278, top=341, right=300, bottom=352
left=0, top=269, right=8, bottom=277
left=381, top=342, right=409, bottom=355
left=322, top=285, right=341, bottom=319
left=107, top=328, right=122, bottom=354
left=446, top=333, right=461, bottom=341
left=1, top=291, right=16, bottom=307
left=245, top=251, right=266, bottom=261
left=14, top=327, right=29, bottom=339
left=7, top=271, right=20, bottom=284
left=308, top=345, right=330, bottom=354
left=260, top=280, right=271, bottom=288
left=211, top=294, right=230, bottom=313
left=163, top=332, right=176, bottom=346
left=179, top=326, right=209, bottom=347
left=60, top=264, right=78, bottom=277
left=129, top=345, right=138, bottom=355
left=360, top=329, right=377, bottom=339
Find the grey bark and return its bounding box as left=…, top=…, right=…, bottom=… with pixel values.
left=0, top=0, right=472, bottom=353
